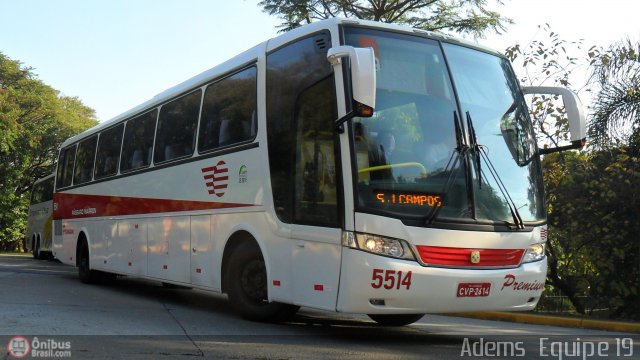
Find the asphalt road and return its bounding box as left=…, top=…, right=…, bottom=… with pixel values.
left=1, top=254, right=637, bottom=359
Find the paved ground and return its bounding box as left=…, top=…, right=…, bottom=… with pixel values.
left=1, top=254, right=637, bottom=359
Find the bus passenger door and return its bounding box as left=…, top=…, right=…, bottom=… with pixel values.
left=290, top=75, right=342, bottom=310
left=291, top=226, right=342, bottom=310
left=265, top=32, right=342, bottom=310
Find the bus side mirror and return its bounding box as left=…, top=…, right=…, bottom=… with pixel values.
left=523, top=86, right=587, bottom=154
left=327, top=46, right=377, bottom=130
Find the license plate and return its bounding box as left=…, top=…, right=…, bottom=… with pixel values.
left=457, top=282, right=491, bottom=297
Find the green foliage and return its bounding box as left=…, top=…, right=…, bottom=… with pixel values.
left=505, top=24, right=586, bottom=150
left=543, top=149, right=639, bottom=320
left=0, top=52, right=97, bottom=251
left=259, top=0, right=512, bottom=37
left=507, top=29, right=640, bottom=320
left=588, top=39, right=640, bottom=148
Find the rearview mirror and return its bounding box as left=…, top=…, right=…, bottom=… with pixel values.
left=327, top=46, right=377, bottom=130
left=523, top=86, right=587, bottom=154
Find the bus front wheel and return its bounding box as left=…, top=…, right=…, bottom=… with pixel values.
left=367, top=313, right=425, bottom=326
left=226, top=241, right=299, bottom=322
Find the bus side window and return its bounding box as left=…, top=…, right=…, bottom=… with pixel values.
left=73, top=135, right=98, bottom=185
left=131, top=149, right=144, bottom=169
left=95, top=123, right=124, bottom=179
left=56, top=145, right=77, bottom=189
left=120, top=110, right=155, bottom=172
left=155, top=90, right=201, bottom=163
left=30, top=183, right=42, bottom=205
left=32, top=176, right=54, bottom=204
left=198, top=66, right=257, bottom=153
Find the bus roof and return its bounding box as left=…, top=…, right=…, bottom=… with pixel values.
left=61, top=17, right=503, bottom=148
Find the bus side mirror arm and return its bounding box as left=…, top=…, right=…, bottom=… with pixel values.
left=523, top=86, right=587, bottom=152
left=327, top=46, right=377, bottom=132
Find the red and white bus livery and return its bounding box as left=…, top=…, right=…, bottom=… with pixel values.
left=53, top=18, right=586, bottom=325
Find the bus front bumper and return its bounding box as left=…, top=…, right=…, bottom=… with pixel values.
left=336, top=247, right=547, bottom=314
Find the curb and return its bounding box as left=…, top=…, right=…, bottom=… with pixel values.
left=452, top=312, right=640, bottom=334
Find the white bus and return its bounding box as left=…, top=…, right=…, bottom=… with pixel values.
left=26, top=174, right=55, bottom=259
left=52, top=18, right=586, bottom=325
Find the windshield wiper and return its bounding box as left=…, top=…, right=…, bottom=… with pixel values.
left=466, top=111, right=525, bottom=229
left=425, top=111, right=469, bottom=225
left=425, top=147, right=462, bottom=225
left=466, top=112, right=482, bottom=188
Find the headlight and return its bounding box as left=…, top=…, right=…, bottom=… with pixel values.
left=342, top=231, right=416, bottom=260
left=522, top=243, right=545, bottom=263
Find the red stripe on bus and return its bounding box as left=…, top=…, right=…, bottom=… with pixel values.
left=53, top=193, right=256, bottom=219
left=205, top=182, right=228, bottom=189
left=201, top=166, right=228, bottom=173
left=203, top=174, right=228, bottom=181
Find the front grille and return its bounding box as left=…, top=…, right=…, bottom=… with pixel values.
left=416, top=246, right=525, bottom=268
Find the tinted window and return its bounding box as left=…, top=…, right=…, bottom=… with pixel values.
left=30, top=183, right=43, bottom=204
left=30, top=177, right=53, bottom=204
left=198, top=67, right=257, bottom=152
left=266, top=32, right=338, bottom=225
left=95, top=124, right=124, bottom=179
left=41, top=177, right=54, bottom=202
left=293, top=77, right=339, bottom=226
left=154, top=90, right=201, bottom=163
left=121, top=110, right=156, bottom=172
left=56, top=145, right=76, bottom=189
left=73, top=135, right=98, bottom=185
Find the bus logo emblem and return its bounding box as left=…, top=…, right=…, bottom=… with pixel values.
left=238, top=165, right=248, bottom=183
left=201, top=161, right=228, bottom=197
left=470, top=251, right=481, bottom=264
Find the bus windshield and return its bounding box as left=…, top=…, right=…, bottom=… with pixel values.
left=344, top=27, right=545, bottom=226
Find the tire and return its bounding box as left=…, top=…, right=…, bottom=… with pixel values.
left=367, top=314, right=425, bottom=326
left=78, top=239, right=98, bottom=284
left=225, top=242, right=299, bottom=322
left=32, top=237, right=40, bottom=260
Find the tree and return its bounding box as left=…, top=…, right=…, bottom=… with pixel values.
left=543, top=149, right=639, bottom=320
left=0, top=52, right=97, bottom=251
left=588, top=39, right=640, bottom=149
left=505, top=28, right=592, bottom=313
left=507, top=31, right=640, bottom=320
left=505, top=24, right=587, bottom=150
left=259, top=0, right=512, bottom=37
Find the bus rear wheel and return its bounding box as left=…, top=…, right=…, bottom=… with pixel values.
left=32, top=237, right=40, bottom=260
left=78, top=239, right=99, bottom=284
left=226, top=242, right=299, bottom=322
left=367, top=314, right=424, bottom=326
